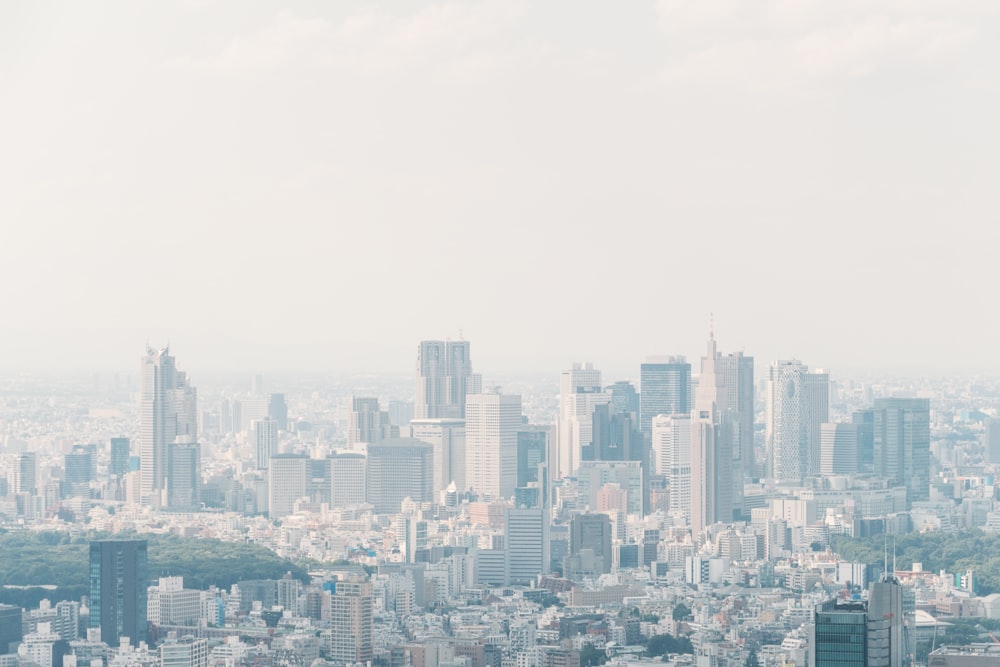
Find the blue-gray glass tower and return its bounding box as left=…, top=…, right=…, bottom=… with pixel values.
left=89, top=540, right=148, bottom=646
left=639, top=357, right=691, bottom=442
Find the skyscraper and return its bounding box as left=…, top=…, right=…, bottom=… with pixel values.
left=713, top=345, right=755, bottom=480
left=820, top=423, right=860, bottom=475
left=89, top=539, right=148, bottom=646
left=465, top=390, right=522, bottom=499
left=348, top=397, right=398, bottom=447
left=366, top=439, right=434, bottom=513
left=16, top=452, right=37, bottom=495
left=110, top=438, right=130, bottom=477
left=268, top=454, right=309, bottom=518
left=804, top=370, right=830, bottom=475
left=409, top=418, right=466, bottom=494
left=252, top=417, right=278, bottom=469
left=505, top=507, right=550, bottom=585
left=140, top=346, right=197, bottom=507
left=873, top=398, right=931, bottom=505
left=167, top=440, right=200, bottom=511
left=558, top=363, right=608, bottom=478
left=652, top=414, right=690, bottom=521
left=415, top=340, right=478, bottom=419
left=639, top=357, right=691, bottom=443
left=328, top=576, right=373, bottom=665
left=267, top=393, right=288, bottom=431
left=766, top=360, right=812, bottom=484
left=329, top=452, right=367, bottom=507
left=811, top=574, right=907, bottom=667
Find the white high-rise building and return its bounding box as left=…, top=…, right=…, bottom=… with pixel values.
left=252, top=417, right=278, bottom=469
left=267, top=454, right=308, bottom=518
left=767, top=360, right=828, bottom=483
left=505, top=507, right=550, bottom=585
left=652, top=414, right=691, bottom=520
left=558, top=363, right=607, bottom=479
left=140, top=346, right=197, bottom=507
left=329, top=452, right=367, bottom=507
left=410, top=418, right=466, bottom=493
left=347, top=397, right=397, bottom=446
left=466, top=390, right=521, bottom=499
left=820, top=423, right=859, bottom=474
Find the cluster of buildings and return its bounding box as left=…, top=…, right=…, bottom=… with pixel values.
left=1, top=335, right=1000, bottom=667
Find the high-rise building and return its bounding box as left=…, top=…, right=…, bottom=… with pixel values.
left=873, top=398, right=931, bottom=505
left=986, top=418, right=1000, bottom=465
left=167, top=441, right=200, bottom=511
left=466, top=390, right=522, bottom=499
left=576, top=460, right=643, bottom=515
left=569, top=513, right=612, bottom=574
left=16, top=452, right=37, bottom=495
left=329, top=452, right=367, bottom=507
left=0, top=603, right=23, bottom=653
left=804, top=370, right=830, bottom=475
left=505, top=507, right=550, bottom=585
left=820, top=423, right=860, bottom=475
left=366, top=439, right=434, bottom=513
left=853, top=409, right=876, bottom=472
left=607, top=381, right=640, bottom=422
left=589, top=404, right=643, bottom=463
left=64, top=445, right=94, bottom=498
left=811, top=575, right=907, bottom=667
left=89, top=539, right=148, bottom=646
left=652, top=414, right=690, bottom=518
left=409, top=418, right=466, bottom=494
left=252, top=418, right=279, bottom=469
left=640, top=357, right=691, bottom=443
left=268, top=454, right=309, bottom=518
left=267, top=393, right=288, bottom=431
left=110, top=438, right=131, bottom=477
left=140, top=346, right=197, bottom=506
left=515, top=425, right=549, bottom=489
left=328, top=577, right=373, bottom=665
left=347, top=397, right=397, bottom=447
left=558, top=363, right=608, bottom=478
left=415, top=340, right=478, bottom=419
left=713, top=348, right=755, bottom=479
left=766, top=360, right=814, bottom=484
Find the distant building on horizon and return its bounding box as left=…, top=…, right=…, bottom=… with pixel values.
left=140, top=346, right=197, bottom=507
left=415, top=339, right=480, bottom=420
left=640, top=357, right=691, bottom=444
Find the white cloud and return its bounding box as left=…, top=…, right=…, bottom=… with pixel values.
left=654, top=0, right=980, bottom=88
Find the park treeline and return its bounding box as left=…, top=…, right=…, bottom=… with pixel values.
left=0, top=531, right=309, bottom=608
left=830, top=529, right=1000, bottom=594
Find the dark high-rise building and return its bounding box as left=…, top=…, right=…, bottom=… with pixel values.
left=167, top=442, right=200, bottom=511
left=0, top=603, right=23, bottom=653
left=516, top=426, right=548, bottom=488
left=110, top=438, right=131, bottom=477
left=852, top=409, right=876, bottom=472
left=873, top=398, right=931, bottom=505
left=16, top=453, right=37, bottom=495
left=89, top=540, right=148, bottom=646
left=268, top=394, right=288, bottom=432
left=639, top=357, right=691, bottom=442
left=415, top=340, right=478, bottom=419
left=589, top=404, right=642, bottom=462
left=64, top=446, right=94, bottom=498
left=812, top=599, right=868, bottom=667
left=569, top=513, right=612, bottom=574
left=607, top=381, right=639, bottom=422
left=811, top=575, right=907, bottom=667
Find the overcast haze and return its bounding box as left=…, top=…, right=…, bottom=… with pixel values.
left=1, top=1, right=997, bottom=376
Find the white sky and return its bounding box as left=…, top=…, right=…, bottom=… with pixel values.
left=1, top=1, right=998, bottom=375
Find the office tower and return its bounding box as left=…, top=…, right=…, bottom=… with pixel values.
left=712, top=347, right=755, bottom=478
left=64, top=446, right=93, bottom=497
left=237, top=398, right=268, bottom=432
left=140, top=346, right=197, bottom=506
left=328, top=577, right=373, bottom=665
left=639, top=356, right=691, bottom=442
left=986, top=418, right=1000, bottom=465
left=267, top=393, right=288, bottom=431
left=505, top=507, right=550, bottom=585
left=466, top=390, right=522, bottom=499
left=873, top=398, right=931, bottom=505
left=347, top=397, right=397, bottom=446
left=16, top=452, right=37, bottom=495
left=110, top=438, right=130, bottom=477
left=160, top=635, right=208, bottom=667
left=329, top=452, right=367, bottom=507
left=577, top=460, right=643, bottom=515
left=366, top=439, right=434, bottom=513
left=811, top=575, right=906, bottom=667
left=811, top=599, right=868, bottom=667
left=589, top=403, right=642, bottom=462
left=89, top=539, right=148, bottom=646
left=804, top=370, right=830, bottom=475
left=268, top=454, right=309, bottom=518
left=652, top=414, right=690, bottom=519
left=403, top=515, right=427, bottom=563
left=410, top=418, right=466, bottom=494
left=558, top=363, right=609, bottom=478
left=766, top=360, right=812, bottom=484
left=607, top=381, right=640, bottom=422
left=167, top=441, right=200, bottom=511
left=0, top=603, right=23, bottom=653
left=853, top=409, right=876, bottom=472
left=388, top=400, right=414, bottom=427
left=415, top=340, right=476, bottom=419
left=569, top=513, right=612, bottom=574
left=252, top=418, right=279, bottom=469
left=820, top=423, right=860, bottom=475
left=516, top=425, right=549, bottom=489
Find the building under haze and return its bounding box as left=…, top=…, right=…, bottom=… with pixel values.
left=640, top=357, right=691, bottom=444
left=366, top=439, right=434, bottom=513
left=409, top=417, right=466, bottom=494
left=558, top=362, right=607, bottom=479
left=328, top=576, right=373, bottom=665
left=466, top=389, right=522, bottom=500
left=140, top=346, right=197, bottom=507
left=766, top=360, right=827, bottom=484
left=89, top=539, right=148, bottom=646
left=873, top=398, right=931, bottom=505
left=414, top=340, right=480, bottom=420
left=348, top=397, right=397, bottom=447
left=167, top=440, right=200, bottom=511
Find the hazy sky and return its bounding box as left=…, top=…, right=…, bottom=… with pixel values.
left=1, top=1, right=998, bottom=377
